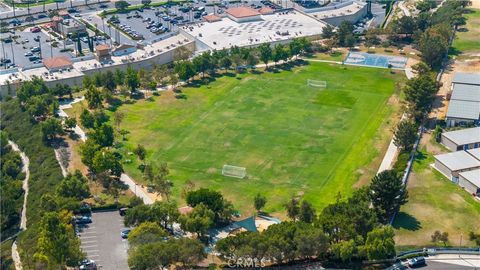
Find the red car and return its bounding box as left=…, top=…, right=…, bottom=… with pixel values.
left=30, top=27, right=40, bottom=33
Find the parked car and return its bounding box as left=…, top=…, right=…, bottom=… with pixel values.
left=24, top=52, right=33, bottom=57
left=408, top=257, right=426, bottom=268
left=38, top=14, right=48, bottom=19
left=119, top=207, right=128, bottom=216
left=121, top=229, right=131, bottom=239
left=33, top=36, right=40, bottom=42
left=30, top=47, right=41, bottom=52
left=75, top=216, right=92, bottom=224
left=79, top=259, right=97, bottom=270
left=0, top=58, right=11, bottom=64
left=30, top=27, right=41, bottom=33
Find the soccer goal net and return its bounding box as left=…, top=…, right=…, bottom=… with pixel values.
left=222, top=165, right=247, bottom=179
left=307, top=79, right=327, bottom=88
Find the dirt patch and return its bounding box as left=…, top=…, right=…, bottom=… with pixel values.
left=66, top=137, right=89, bottom=175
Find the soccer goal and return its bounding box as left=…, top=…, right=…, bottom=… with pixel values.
left=222, top=165, right=247, bottom=179
left=307, top=79, right=327, bottom=88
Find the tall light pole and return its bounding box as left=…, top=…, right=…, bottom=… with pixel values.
left=10, top=40, right=15, bottom=66
left=37, top=35, right=42, bottom=59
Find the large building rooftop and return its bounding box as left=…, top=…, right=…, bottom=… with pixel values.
left=446, top=99, right=480, bottom=120
left=183, top=10, right=326, bottom=50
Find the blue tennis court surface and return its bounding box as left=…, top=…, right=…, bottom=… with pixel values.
left=344, top=52, right=407, bottom=69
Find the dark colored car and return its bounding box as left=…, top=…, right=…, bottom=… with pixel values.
left=119, top=207, right=128, bottom=216
left=121, top=229, right=131, bottom=239
left=408, top=257, right=426, bottom=268
left=75, top=216, right=92, bottom=224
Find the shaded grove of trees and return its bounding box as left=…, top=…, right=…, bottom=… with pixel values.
left=389, top=0, right=469, bottom=68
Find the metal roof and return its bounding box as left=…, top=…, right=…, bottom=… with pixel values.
left=451, top=84, right=480, bottom=102
left=446, top=100, right=480, bottom=120
left=435, top=151, right=480, bottom=171
left=452, top=72, right=480, bottom=86
left=468, top=148, right=480, bottom=160
left=442, top=127, right=480, bottom=145
left=459, top=169, right=480, bottom=187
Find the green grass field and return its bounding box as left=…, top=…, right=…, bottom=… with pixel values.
left=394, top=145, right=480, bottom=247
left=451, top=8, right=480, bottom=56
left=82, top=62, right=403, bottom=215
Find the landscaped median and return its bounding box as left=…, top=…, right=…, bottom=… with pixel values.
left=99, top=0, right=188, bottom=17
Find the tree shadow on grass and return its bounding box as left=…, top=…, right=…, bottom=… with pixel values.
left=393, top=212, right=422, bottom=231
left=414, top=150, right=427, bottom=164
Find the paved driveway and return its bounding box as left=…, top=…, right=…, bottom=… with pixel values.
left=78, top=211, right=130, bottom=270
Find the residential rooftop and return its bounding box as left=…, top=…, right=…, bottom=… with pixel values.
left=446, top=99, right=480, bottom=120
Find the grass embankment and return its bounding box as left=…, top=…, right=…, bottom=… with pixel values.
left=451, top=8, right=480, bottom=57
left=1, top=100, right=64, bottom=266
left=65, top=62, right=404, bottom=216
left=394, top=146, right=480, bottom=247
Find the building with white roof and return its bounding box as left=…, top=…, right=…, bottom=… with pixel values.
left=434, top=150, right=480, bottom=182
left=441, top=127, right=480, bottom=151
left=459, top=169, right=480, bottom=196
left=181, top=10, right=326, bottom=50
left=446, top=72, right=480, bottom=127
left=305, top=0, right=368, bottom=26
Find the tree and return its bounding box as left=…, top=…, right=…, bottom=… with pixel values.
left=89, top=123, right=114, bottom=147
left=418, top=23, right=451, bottom=67
left=431, top=230, right=449, bottom=246
left=253, top=193, right=266, bottom=212
left=284, top=197, right=300, bottom=221
left=369, top=170, right=408, bottom=223
left=85, top=84, right=103, bottom=109
left=35, top=212, right=83, bottom=268
left=134, top=144, right=147, bottom=164
left=393, top=121, right=417, bottom=152
left=80, top=139, right=101, bottom=168
left=416, top=0, right=436, bottom=12
left=114, top=0, right=130, bottom=10
left=332, top=240, right=355, bottom=262
left=114, top=69, right=125, bottom=86
left=56, top=170, right=90, bottom=200
left=395, top=16, right=417, bottom=37
left=103, top=70, right=117, bottom=93
left=174, top=60, right=195, bottom=82
left=141, top=0, right=152, bottom=6
left=259, top=43, right=272, bottom=68
left=337, top=21, right=355, bottom=46
left=219, top=56, right=232, bottom=70
left=64, top=117, right=77, bottom=131
left=128, top=221, right=168, bottom=247
left=41, top=118, right=64, bottom=141
left=151, top=163, right=172, bottom=201
left=113, top=111, right=125, bottom=131
left=412, top=62, right=431, bottom=75
left=299, top=200, right=316, bottom=223
left=125, top=67, right=140, bottom=93
left=80, top=109, right=95, bottom=129
left=404, top=74, right=438, bottom=120
left=150, top=201, right=180, bottom=230
left=273, top=44, right=288, bottom=66
left=365, top=226, right=396, bottom=260
left=321, top=24, right=335, bottom=39
left=92, top=149, right=123, bottom=178
left=186, top=188, right=233, bottom=224
left=180, top=203, right=214, bottom=239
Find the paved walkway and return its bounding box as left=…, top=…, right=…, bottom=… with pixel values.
left=8, top=140, right=30, bottom=270
left=58, top=98, right=155, bottom=205
left=427, top=254, right=480, bottom=268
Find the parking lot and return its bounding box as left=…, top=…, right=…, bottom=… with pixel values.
left=77, top=211, right=130, bottom=270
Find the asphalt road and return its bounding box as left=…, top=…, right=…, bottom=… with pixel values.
left=422, top=261, right=478, bottom=269
left=77, top=211, right=130, bottom=270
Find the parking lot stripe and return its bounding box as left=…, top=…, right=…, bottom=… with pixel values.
left=81, top=240, right=97, bottom=244
left=82, top=245, right=98, bottom=249
left=85, top=249, right=99, bottom=253
left=80, top=235, right=97, bottom=239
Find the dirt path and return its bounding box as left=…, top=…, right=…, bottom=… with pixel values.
left=8, top=140, right=30, bottom=270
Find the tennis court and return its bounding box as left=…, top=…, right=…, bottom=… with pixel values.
left=344, top=52, right=407, bottom=69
